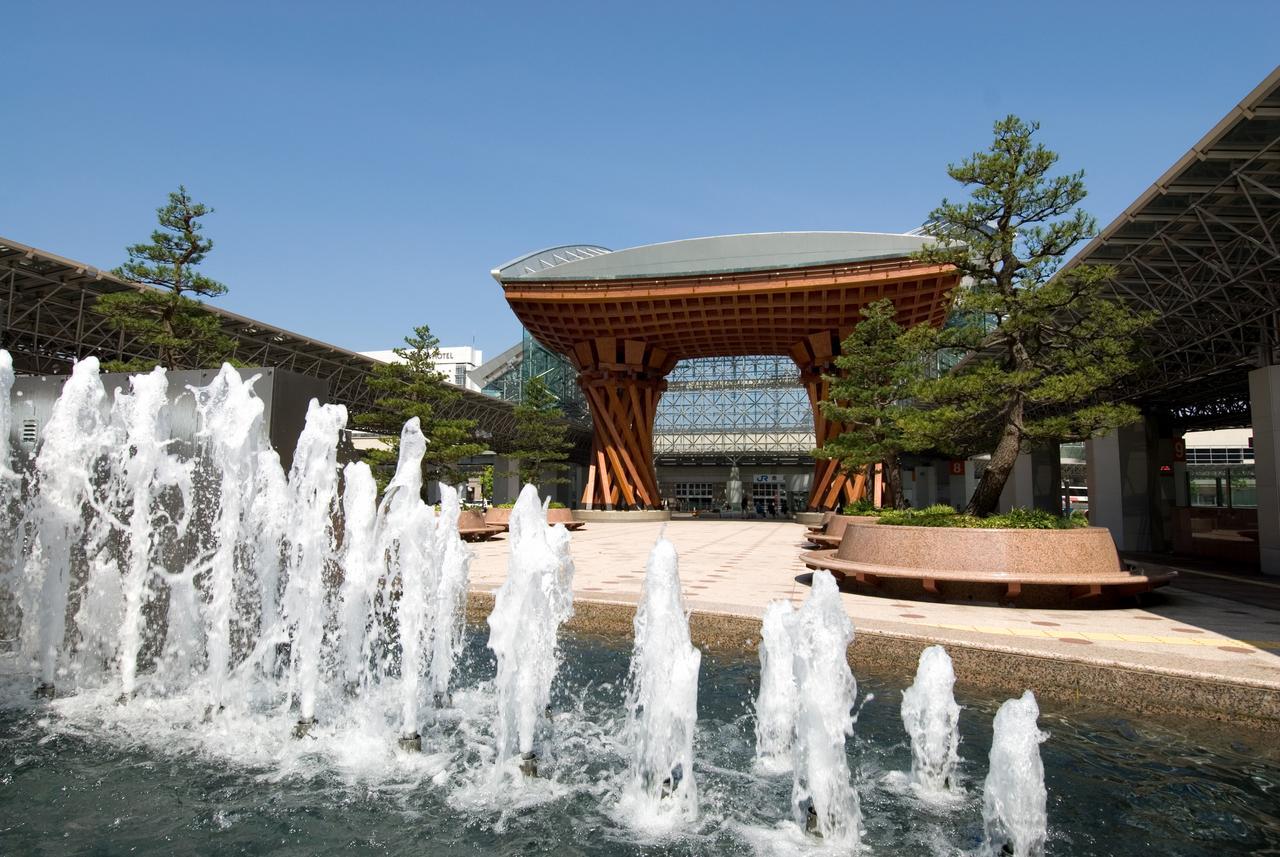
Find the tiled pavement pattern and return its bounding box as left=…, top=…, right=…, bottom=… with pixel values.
left=465, top=520, right=1280, bottom=692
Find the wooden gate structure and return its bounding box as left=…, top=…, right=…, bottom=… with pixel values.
left=493, top=233, right=959, bottom=510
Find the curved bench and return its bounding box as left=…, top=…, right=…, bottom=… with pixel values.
left=805, top=515, right=879, bottom=548
left=799, top=524, right=1176, bottom=607
left=458, top=510, right=505, bottom=542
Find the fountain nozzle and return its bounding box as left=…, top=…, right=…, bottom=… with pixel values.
left=519, top=751, right=538, bottom=778
left=660, top=762, right=685, bottom=798
left=799, top=798, right=822, bottom=838
left=398, top=732, right=422, bottom=752
left=33, top=682, right=55, bottom=700
left=292, top=717, right=317, bottom=739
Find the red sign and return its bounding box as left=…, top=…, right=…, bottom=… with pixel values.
left=1172, top=439, right=1186, bottom=463
left=948, top=460, right=966, bottom=476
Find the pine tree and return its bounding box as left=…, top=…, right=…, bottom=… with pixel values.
left=96, top=186, right=235, bottom=371
left=508, top=374, right=572, bottom=488
left=909, top=116, right=1151, bottom=516
left=816, top=299, right=936, bottom=509
left=355, top=324, right=485, bottom=491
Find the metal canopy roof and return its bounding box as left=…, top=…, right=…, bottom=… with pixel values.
left=0, top=236, right=567, bottom=453
left=1064, top=65, right=1280, bottom=428
left=493, top=232, right=933, bottom=283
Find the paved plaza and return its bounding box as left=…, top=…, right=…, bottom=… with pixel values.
left=468, top=519, right=1280, bottom=701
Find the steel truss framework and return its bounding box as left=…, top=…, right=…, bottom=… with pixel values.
left=654, top=356, right=814, bottom=457
left=1068, top=68, right=1280, bottom=429
left=0, top=237, right=547, bottom=454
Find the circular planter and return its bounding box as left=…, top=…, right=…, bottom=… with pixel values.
left=483, top=506, right=584, bottom=530
left=793, top=511, right=828, bottom=527
left=806, top=515, right=880, bottom=548
left=801, top=524, right=1175, bottom=607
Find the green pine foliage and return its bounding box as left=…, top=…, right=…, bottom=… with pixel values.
left=909, top=116, right=1152, bottom=516
left=509, top=375, right=573, bottom=488
left=815, top=298, right=937, bottom=510
left=355, top=324, right=485, bottom=492
left=95, top=186, right=236, bottom=372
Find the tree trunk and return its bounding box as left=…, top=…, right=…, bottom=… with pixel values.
left=884, top=454, right=907, bottom=510
left=964, top=403, right=1024, bottom=516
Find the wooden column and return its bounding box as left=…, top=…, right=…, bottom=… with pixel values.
left=792, top=331, right=868, bottom=511
left=572, top=337, right=675, bottom=510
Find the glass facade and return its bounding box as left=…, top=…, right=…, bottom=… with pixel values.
left=654, top=355, right=813, bottom=457
left=1187, top=465, right=1257, bottom=509
left=480, top=329, right=589, bottom=424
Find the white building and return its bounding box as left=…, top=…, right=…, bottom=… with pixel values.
left=360, top=346, right=484, bottom=392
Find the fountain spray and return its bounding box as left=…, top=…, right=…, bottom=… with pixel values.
left=790, top=569, right=862, bottom=844
left=901, top=644, right=961, bottom=794
left=982, top=690, right=1049, bottom=857
left=620, top=536, right=700, bottom=828
left=754, top=599, right=798, bottom=774
left=486, top=485, right=575, bottom=778
left=282, top=399, right=348, bottom=736
left=18, top=357, right=109, bottom=697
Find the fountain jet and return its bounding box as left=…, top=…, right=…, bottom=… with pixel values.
left=790, top=570, right=862, bottom=844
left=982, top=690, right=1049, bottom=857
left=486, top=485, right=575, bottom=777
left=619, top=536, right=700, bottom=827
left=901, top=644, right=961, bottom=793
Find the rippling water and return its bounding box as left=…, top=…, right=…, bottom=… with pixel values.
left=1, top=629, right=1277, bottom=856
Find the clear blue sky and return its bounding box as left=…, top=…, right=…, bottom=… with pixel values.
left=3, top=1, right=1277, bottom=360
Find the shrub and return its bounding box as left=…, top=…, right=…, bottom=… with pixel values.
left=875, top=506, right=1086, bottom=530
left=840, top=498, right=880, bottom=516
left=494, top=500, right=567, bottom=509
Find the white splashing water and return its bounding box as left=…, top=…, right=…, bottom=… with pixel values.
left=754, top=599, right=798, bottom=775
left=0, top=350, right=22, bottom=640
left=281, top=400, right=347, bottom=723
left=376, top=418, right=436, bottom=738
left=18, top=357, right=110, bottom=686
left=192, top=366, right=273, bottom=709
left=900, top=644, right=961, bottom=795
left=486, top=484, right=575, bottom=772
left=1, top=356, right=471, bottom=750
left=0, top=350, right=14, bottom=483
left=618, top=536, right=700, bottom=830
left=338, top=461, right=379, bottom=688
left=791, top=569, right=861, bottom=845
left=428, top=483, right=471, bottom=703
left=112, top=369, right=193, bottom=697
left=982, top=690, right=1049, bottom=857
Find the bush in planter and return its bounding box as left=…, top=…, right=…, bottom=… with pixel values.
left=876, top=505, right=1087, bottom=530
left=494, top=501, right=567, bottom=509
left=840, top=498, right=882, bottom=516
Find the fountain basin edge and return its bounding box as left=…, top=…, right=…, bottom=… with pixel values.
left=463, top=589, right=1280, bottom=732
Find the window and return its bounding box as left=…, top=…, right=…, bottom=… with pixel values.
left=1187, top=465, right=1256, bottom=509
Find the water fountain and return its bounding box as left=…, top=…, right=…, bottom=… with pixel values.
left=789, top=569, right=862, bottom=843
left=618, top=536, right=700, bottom=829
left=753, top=599, right=797, bottom=774
left=900, top=644, right=961, bottom=795
left=3, top=349, right=1278, bottom=856
left=982, top=690, right=1049, bottom=857
left=486, top=483, right=575, bottom=777
left=17, top=357, right=109, bottom=697
left=282, top=399, right=348, bottom=735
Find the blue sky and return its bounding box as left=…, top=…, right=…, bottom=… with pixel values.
left=3, top=1, right=1277, bottom=360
